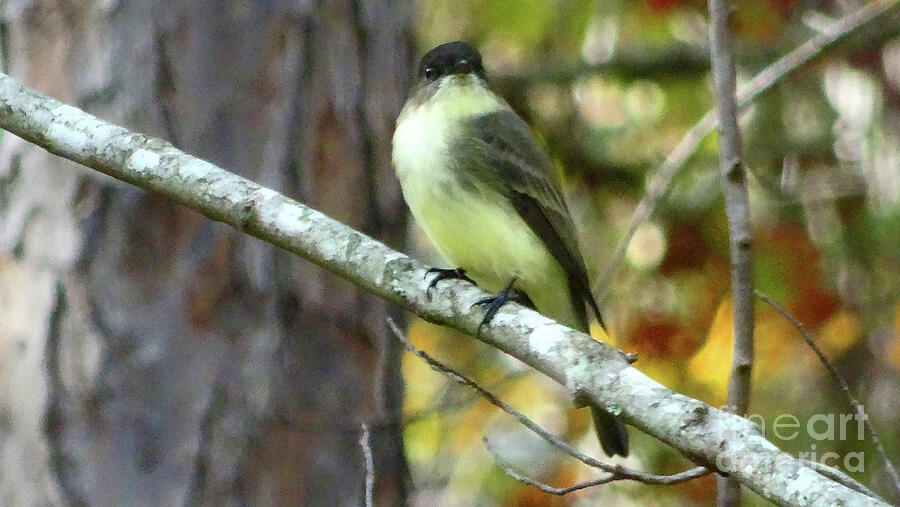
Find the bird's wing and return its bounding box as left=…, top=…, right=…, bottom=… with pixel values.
left=454, top=109, right=606, bottom=331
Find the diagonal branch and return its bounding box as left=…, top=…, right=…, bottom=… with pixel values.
left=0, top=73, right=887, bottom=506
left=597, top=0, right=900, bottom=295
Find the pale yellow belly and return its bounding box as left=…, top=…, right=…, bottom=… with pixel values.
left=400, top=174, right=580, bottom=329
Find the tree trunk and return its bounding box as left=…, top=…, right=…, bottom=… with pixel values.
left=0, top=1, right=412, bottom=505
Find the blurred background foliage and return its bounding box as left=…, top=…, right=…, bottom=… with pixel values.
left=401, top=0, right=900, bottom=504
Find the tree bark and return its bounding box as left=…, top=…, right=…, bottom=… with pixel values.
left=0, top=1, right=412, bottom=505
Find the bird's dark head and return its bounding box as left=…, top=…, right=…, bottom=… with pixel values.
left=397, top=40, right=499, bottom=116
left=418, top=41, right=485, bottom=82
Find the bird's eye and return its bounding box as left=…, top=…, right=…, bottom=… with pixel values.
left=424, top=67, right=439, bottom=81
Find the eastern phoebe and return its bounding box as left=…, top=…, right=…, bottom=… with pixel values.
left=392, top=41, right=628, bottom=457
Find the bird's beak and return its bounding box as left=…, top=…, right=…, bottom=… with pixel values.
left=449, top=59, right=473, bottom=76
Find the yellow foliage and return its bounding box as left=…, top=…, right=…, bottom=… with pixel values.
left=891, top=303, right=900, bottom=371
left=404, top=415, right=442, bottom=463
left=451, top=398, right=497, bottom=454
left=754, top=306, right=807, bottom=382
left=688, top=298, right=734, bottom=406
left=688, top=297, right=804, bottom=407
left=589, top=320, right=615, bottom=346
left=636, top=356, right=684, bottom=392
left=816, top=309, right=862, bottom=358
left=449, top=374, right=562, bottom=453
left=402, top=320, right=444, bottom=413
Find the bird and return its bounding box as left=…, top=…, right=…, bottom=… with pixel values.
left=391, top=40, right=628, bottom=457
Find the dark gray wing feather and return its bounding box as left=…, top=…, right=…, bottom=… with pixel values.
left=455, top=109, right=606, bottom=332
left=454, top=109, right=628, bottom=457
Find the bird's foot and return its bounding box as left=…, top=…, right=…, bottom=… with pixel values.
left=425, top=267, right=476, bottom=295
left=471, top=277, right=533, bottom=335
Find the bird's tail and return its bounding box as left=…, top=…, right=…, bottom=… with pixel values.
left=569, top=279, right=629, bottom=456
left=583, top=293, right=629, bottom=457
left=590, top=404, right=630, bottom=457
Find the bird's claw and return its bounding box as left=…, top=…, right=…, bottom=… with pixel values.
left=425, top=267, right=476, bottom=294
left=472, top=277, right=524, bottom=335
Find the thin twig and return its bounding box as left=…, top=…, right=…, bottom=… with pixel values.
left=799, top=459, right=882, bottom=501
left=484, top=438, right=711, bottom=495
left=756, top=290, right=900, bottom=497
left=360, top=423, right=375, bottom=507
left=708, top=1, right=755, bottom=505
left=597, top=0, right=900, bottom=295
left=484, top=438, right=617, bottom=495
left=386, top=317, right=711, bottom=491
left=402, top=370, right=528, bottom=426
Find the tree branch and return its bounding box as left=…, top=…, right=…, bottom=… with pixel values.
left=484, top=437, right=713, bottom=496
left=708, top=1, right=755, bottom=505
left=483, top=442, right=621, bottom=496
left=597, top=0, right=899, bottom=295
left=0, top=73, right=887, bottom=506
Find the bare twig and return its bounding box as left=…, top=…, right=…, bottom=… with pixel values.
left=360, top=423, right=375, bottom=507
left=386, top=317, right=711, bottom=492
left=402, top=370, right=528, bottom=426
left=0, top=73, right=886, bottom=506
left=484, top=438, right=711, bottom=495
left=484, top=438, right=617, bottom=495
left=799, top=459, right=882, bottom=501
left=597, top=0, right=900, bottom=295
left=756, top=290, right=900, bottom=497
left=708, top=1, right=755, bottom=505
